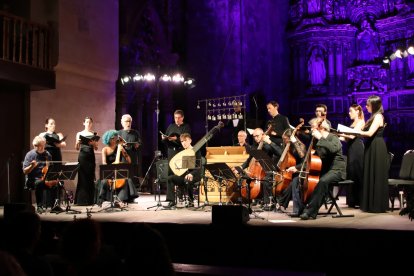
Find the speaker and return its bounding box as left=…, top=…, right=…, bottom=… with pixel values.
left=212, top=205, right=250, bottom=225
left=4, top=203, right=34, bottom=222
left=155, top=159, right=169, bottom=183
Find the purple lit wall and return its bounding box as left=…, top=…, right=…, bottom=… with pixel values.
left=118, top=0, right=414, bottom=173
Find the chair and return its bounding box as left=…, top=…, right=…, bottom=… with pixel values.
left=320, top=179, right=355, bottom=218
left=174, top=156, right=206, bottom=207
left=388, top=150, right=414, bottom=211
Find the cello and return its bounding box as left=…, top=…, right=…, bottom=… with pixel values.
left=273, top=120, right=305, bottom=196
left=298, top=119, right=323, bottom=202
left=241, top=125, right=272, bottom=200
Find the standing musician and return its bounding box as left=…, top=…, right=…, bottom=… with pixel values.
left=232, top=128, right=282, bottom=210
left=298, top=118, right=346, bottom=220
left=266, top=101, right=290, bottom=147
left=164, top=133, right=201, bottom=208
left=118, top=114, right=142, bottom=186
left=97, top=130, right=138, bottom=205
left=276, top=128, right=306, bottom=214
left=23, top=136, right=58, bottom=213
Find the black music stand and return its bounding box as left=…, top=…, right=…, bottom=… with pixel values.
left=45, top=162, right=80, bottom=214
left=204, top=163, right=237, bottom=206
left=99, top=163, right=131, bottom=212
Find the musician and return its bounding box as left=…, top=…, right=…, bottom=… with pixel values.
left=276, top=128, right=306, bottom=214
left=227, top=102, right=245, bottom=146
left=161, top=109, right=191, bottom=164
left=39, top=118, right=66, bottom=162
left=266, top=101, right=290, bottom=147
left=23, top=136, right=57, bottom=213
left=39, top=118, right=66, bottom=208
left=75, top=116, right=98, bottom=206
left=118, top=114, right=142, bottom=186
left=236, top=130, right=251, bottom=152
left=314, top=104, right=331, bottom=128
left=338, top=104, right=365, bottom=208
left=233, top=128, right=282, bottom=210
left=96, top=130, right=138, bottom=205
left=299, top=119, right=346, bottom=220
left=164, top=133, right=201, bottom=208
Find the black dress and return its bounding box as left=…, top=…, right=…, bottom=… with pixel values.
left=75, top=139, right=96, bottom=205
left=361, top=126, right=390, bottom=213
left=345, top=135, right=364, bottom=207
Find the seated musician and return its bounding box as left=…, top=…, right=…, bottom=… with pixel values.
left=276, top=128, right=306, bottom=215
left=236, top=130, right=251, bottom=153
left=298, top=119, right=346, bottom=220
left=232, top=128, right=282, bottom=210
left=97, top=130, right=138, bottom=205
left=23, top=136, right=58, bottom=213
left=164, top=133, right=201, bottom=208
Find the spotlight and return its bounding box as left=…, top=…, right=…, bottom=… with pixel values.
left=121, top=76, right=131, bottom=84
left=144, top=73, right=156, bottom=81
left=408, top=46, right=414, bottom=55
left=160, top=74, right=171, bottom=82
left=382, top=57, right=390, bottom=64
left=395, top=49, right=402, bottom=59
left=197, top=102, right=200, bottom=109
left=390, top=53, right=397, bottom=61
left=403, top=50, right=409, bottom=58
left=133, top=74, right=143, bottom=82
left=172, top=74, right=184, bottom=83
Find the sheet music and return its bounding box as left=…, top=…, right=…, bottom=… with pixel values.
left=337, top=124, right=361, bottom=135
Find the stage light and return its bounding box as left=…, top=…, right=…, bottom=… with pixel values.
left=390, top=53, right=397, bottom=61
left=121, top=76, right=131, bottom=84
left=160, top=74, right=171, bottom=82
left=395, top=49, right=402, bottom=58
left=403, top=50, right=409, bottom=58
left=408, top=46, right=414, bottom=55
left=197, top=102, right=200, bottom=109
left=382, top=57, right=390, bottom=64
left=133, top=74, right=143, bottom=82
left=172, top=74, right=184, bottom=83
left=143, top=73, right=155, bottom=81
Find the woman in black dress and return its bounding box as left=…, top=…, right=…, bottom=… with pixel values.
left=75, top=117, right=98, bottom=205
left=339, top=104, right=365, bottom=208
left=360, top=96, right=390, bottom=213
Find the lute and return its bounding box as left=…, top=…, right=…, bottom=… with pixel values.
left=169, top=121, right=224, bottom=176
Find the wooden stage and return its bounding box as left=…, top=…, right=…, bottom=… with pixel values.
left=1, top=194, right=414, bottom=275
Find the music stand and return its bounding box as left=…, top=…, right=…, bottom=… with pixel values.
left=204, top=163, right=237, bottom=206
left=99, top=163, right=131, bottom=212
left=45, top=162, right=80, bottom=214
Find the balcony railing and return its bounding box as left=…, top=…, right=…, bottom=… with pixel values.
left=0, top=11, right=52, bottom=70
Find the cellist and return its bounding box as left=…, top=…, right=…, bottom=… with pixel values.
left=276, top=128, right=306, bottom=215
left=298, top=118, right=346, bottom=220
left=232, top=128, right=282, bottom=211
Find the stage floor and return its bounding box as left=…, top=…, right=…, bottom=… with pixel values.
left=3, top=194, right=414, bottom=231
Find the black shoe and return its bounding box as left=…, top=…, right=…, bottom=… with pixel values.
left=165, top=201, right=176, bottom=208
left=300, top=212, right=316, bottom=220
left=288, top=212, right=300, bottom=218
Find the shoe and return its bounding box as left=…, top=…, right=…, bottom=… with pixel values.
left=300, top=212, right=316, bottom=220
left=36, top=206, right=45, bottom=214
left=288, top=212, right=300, bottom=218
left=165, top=201, right=176, bottom=208
left=187, top=201, right=194, bottom=208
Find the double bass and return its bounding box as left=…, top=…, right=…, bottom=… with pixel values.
left=298, top=119, right=323, bottom=202
left=241, top=125, right=272, bottom=199
left=273, top=120, right=305, bottom=196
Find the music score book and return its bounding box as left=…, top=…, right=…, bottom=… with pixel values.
left=336, top=124, right=361, bottom=135
left=45, top=135, right=67, bottom=144
left=79, top=135, right=100, bottom=145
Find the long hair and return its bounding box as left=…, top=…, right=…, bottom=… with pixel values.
left=350, top=104, right=364, bottom=120
left=364, top=95, right=383, bottom=129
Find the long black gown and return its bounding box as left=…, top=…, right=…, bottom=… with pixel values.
left=346, top=135, right=364, bottom=207
left=75, top=139, right=96, bottom=205
left=361, top=126, right=390, bottom=213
